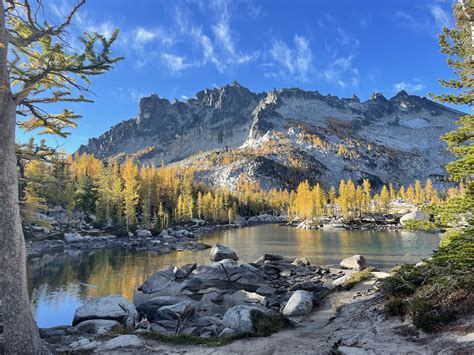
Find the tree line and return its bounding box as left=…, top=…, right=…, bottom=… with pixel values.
left=19, top=146, right=459, bottom=234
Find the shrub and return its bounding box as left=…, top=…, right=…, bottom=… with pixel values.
left=402, top=219, right=439, bottom=232
left=383, top=232, right=474, bottom=331
left=250, top=310, right=288, bottom=337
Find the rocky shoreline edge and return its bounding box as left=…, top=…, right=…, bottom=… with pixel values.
left=38, top=244, right=472, bottom=354
left=39, top=245, right=380, bottom=352
left=27, top=210, right=434, bottom=259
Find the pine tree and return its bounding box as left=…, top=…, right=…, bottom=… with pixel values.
left=430, top=2, right=473, bottom=245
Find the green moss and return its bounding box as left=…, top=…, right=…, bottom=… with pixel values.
left=343, top=267, right=375, bottom=290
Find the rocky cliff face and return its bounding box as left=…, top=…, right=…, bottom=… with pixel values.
left=78, top=83, right=463, bottom=190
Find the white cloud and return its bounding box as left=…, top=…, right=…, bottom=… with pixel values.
left=162, top=53, right=191, bottom=73
left=323, top=55, right=359, bottom=88
left=393, top=80, right=426, bottom=93
left=269, top=35, right=313, bottom=81
left=396, top=5, right=452, bottom=36
left=429, top=5, right=451, bottom=28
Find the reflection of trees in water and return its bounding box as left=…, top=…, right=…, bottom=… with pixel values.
left=28, top=248, right=212, bottom=307
left=27, top=226, right=443, bottom=313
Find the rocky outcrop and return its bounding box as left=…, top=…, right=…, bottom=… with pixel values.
left=72, top=294, right=138, bottom=326
left=78, top=83, right=462, bottom=191
left=400, top=210, right=431, bottom=225
left=282, top=290, right=314, bottom=317
left=223, top=306, right=263, bottom=333
left=209, top=243, right=239, bottom=261
left=340, top=255, right=368, bottom=271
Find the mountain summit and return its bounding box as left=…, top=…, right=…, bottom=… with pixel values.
left=78, top=83, right=462, bottom=190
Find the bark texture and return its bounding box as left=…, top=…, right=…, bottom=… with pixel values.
left=0, top=1, right=44, bottom=353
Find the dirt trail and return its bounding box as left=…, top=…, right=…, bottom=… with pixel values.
left=108, top=277, right=473, bottom=354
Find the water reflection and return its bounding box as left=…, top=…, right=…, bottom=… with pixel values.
left=28, top=225, right=442, bottom=328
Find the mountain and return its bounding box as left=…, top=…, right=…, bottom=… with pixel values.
left=78, top=82, right=462, bottom=190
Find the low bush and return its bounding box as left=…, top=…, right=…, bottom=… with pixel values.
left=402, top=219, right=439, bottom=232
left=250, top=310, right=288, bottom=336
left=383, top=231, right=474, bottom=331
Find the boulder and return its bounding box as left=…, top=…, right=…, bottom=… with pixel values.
left=72, top=294, right=138, bottom=326
left=210, top=243, right=239, bottom=262
left=340, top=255, right=367, bottom=271
left=222, top=305, right=262, bottom=333
left=154, top=301, right=195, bottom=321
left=73, top=319, right=121, bottom=334
left=138, top=266, right=175, bottom=294
left=96, top=335, right=144, bottom=351
left=292, top=257, right=310, bottom=267
left=135, top=296, right=186, bottom=320
left=332, top=274, right=352, bottom=287
left=173, top=263, right=197, bottom=279
left=400, top=210, right=431, bottom=225
left=136, top=229, right=152, bottom=238
left=282, top=290, right=313, bottom=317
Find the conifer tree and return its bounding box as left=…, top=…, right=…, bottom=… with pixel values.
left=379, top=185, right=391, bottom=214
left=122, top=159, right=140, bottom=230
left=362, top=179, right=371, bottom=213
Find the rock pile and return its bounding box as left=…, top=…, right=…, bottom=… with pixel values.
left=42, top=245, right=370, bottom=352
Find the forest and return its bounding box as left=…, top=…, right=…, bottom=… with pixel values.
left=19, top=140, right=463, bottom=236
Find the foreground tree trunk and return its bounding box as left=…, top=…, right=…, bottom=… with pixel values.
left=0, top=1, right=44, bottom=353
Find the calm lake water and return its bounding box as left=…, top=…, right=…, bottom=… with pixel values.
left=28, top=224, right=442, bottom=328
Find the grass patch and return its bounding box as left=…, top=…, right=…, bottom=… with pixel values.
left=343, top=267, right=375, bottom=290
left=250, top=310, right=289, bottom=337
left=113, top=311, right=290, bottom=347
left=138, top=331, right=254, bottom=346
left=383, top=231, right=474, bottom=331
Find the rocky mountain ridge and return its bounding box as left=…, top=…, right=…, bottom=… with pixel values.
left=78, top=82, right=463, bottom=190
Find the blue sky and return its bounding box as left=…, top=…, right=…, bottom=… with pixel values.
left=16, top=0, right=459, bottom=153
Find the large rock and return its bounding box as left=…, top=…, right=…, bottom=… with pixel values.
left=72, top=294, right=138, bottom=326
left=340, top=255, right=368, bottom=271
left=282, top=290, right=313, bottom=317
left=136, top=296, right=186, bottom=320
left=136, top=229, right=152, bottom=238
left=400, top=210, right=431, bottom=225
left=96, top=335, right=144, bottom=351
left=154, top=301, right=195, bottom=321
left=138, top=266, right=176, bottom=294
left=173, top=263, right=197, bottom=279
left=210, top=244, right=239, bottom=262
left=222, top=305, right=262, bottom=333
left=73, top=319, right=121, bottom=335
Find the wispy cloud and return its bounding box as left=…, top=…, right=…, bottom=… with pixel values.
left=267, top=35, right=313, bottom=81
left=396, top=5, right=452, bottom=37
left=393, top=79, right=426, bottom=93
left=322, top=26, right=360, bottom=88
left=162, top=53, right=192, bottom=73
left=323, top=55, right=360, bottom=88
left=429, top=5, right=451, bottom=28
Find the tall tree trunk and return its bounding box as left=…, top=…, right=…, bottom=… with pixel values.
left=0, top=1, right=44, bottom=353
